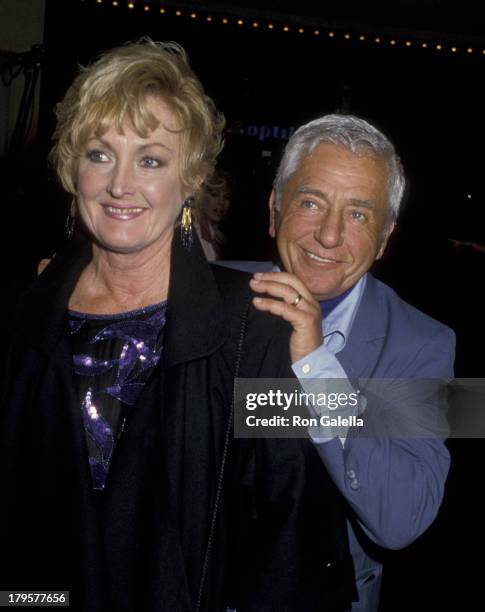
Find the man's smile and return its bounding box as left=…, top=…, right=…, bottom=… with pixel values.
left=302, top=249, right=344, bottom=264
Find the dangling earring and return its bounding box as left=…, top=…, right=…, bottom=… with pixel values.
left=65, top=198, right=76, bottom=239
left=180, top=197, right=194, bottom=250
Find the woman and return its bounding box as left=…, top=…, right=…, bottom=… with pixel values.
left=194, top=171, right=231, bottom=260
left=0, top=40, right=353, bottom=611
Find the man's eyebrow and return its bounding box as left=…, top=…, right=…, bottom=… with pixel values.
left=295, top=186, right=328, bottom=200
left=348, top=198, right=375, bottom=210
left=295, top=188, right=376, bottom=210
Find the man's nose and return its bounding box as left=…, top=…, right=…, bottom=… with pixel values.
left=315, top=209, right=345, bottom=248
left=107, top=161, right=136, bottom=198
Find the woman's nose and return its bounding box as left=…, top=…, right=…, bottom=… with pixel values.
left=106, top=162, right=136, bottom=198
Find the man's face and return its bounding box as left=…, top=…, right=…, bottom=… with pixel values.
left=269, top=143, right=394, bottom=301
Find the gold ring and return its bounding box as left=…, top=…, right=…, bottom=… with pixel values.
left=291, top=292, right=302, bottom=306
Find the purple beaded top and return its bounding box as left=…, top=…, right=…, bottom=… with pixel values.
left=68, top=301, right=168, bottom=490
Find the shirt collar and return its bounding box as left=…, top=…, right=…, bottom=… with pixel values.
left=319, top=285, right=355, bottom=318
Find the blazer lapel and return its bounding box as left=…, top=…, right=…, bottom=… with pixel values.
left=337, top=275, right=388, bottom=379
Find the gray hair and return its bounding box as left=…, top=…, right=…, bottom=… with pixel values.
left=273, top=114, right=405, bottom=224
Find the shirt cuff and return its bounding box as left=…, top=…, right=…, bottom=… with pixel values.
left=292, top=343, right=361, bottom=444
left=291, top=342, right=347, bottom=379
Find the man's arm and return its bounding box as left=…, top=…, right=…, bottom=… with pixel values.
left=315, top=366, right=452, bottom=549
left=251, top=270, right=454, bottom=550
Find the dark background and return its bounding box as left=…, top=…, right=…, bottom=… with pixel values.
left=2, top=1, right=485, bottom=609
left=5, top=0, right=485, bottom=376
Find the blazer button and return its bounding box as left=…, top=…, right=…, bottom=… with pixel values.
left=350, top=478, right=360, bottom=490
left=346, top=469, right=356, bottom=480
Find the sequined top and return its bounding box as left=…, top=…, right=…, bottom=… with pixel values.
left=68, top=301, right=168, bottom=490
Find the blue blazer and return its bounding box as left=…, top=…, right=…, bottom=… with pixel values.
left=317, top=274, right=454, bottom=611
left=222, top=263, right=455, bottom=612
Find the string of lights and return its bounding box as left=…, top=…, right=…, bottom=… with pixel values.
left=87, top=0, right=485, bottom=58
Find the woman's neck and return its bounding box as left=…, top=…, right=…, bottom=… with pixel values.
left=69, top=238, right=171, bottom=314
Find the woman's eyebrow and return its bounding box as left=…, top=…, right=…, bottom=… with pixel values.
left=85, top=137, right=174, bottom=153
left=138, top=142, right=174, bottom=153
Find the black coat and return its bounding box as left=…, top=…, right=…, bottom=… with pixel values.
left=0, top=232, right=355, bottom=611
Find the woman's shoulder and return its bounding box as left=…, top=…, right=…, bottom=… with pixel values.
left=209, top=262, right=292, bottom=348
left=209, top=262, right=252, bottom=308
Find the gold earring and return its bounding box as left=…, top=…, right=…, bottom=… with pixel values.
left=181, top=197, right=194, bottom=250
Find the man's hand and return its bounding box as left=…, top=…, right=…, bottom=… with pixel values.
left=250, top=271, right=323, bottom=363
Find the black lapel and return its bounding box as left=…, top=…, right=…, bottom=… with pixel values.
left=163, top=232, right=228, bottom=367
left=15, top=230, right=228, bottom=365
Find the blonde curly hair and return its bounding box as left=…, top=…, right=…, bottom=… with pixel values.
left=50, top=38, right=225, bottom=195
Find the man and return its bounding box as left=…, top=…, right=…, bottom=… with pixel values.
left=226, top=114, right=454, bottom=611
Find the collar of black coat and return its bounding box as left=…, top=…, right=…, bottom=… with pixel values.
left=15, top=229, right=229, bottom=364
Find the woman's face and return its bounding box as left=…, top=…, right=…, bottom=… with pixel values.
left=202, top=192, right=230, bottom=224
left=76, top=98, right=186, bottom=255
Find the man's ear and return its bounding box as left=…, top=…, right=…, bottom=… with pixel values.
left=268, top=189, right=278, bottom=238
left=376, top=221, right=396, bottom=260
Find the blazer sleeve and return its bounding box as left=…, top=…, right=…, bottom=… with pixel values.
left=312, top=326, right=455, bottom=549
